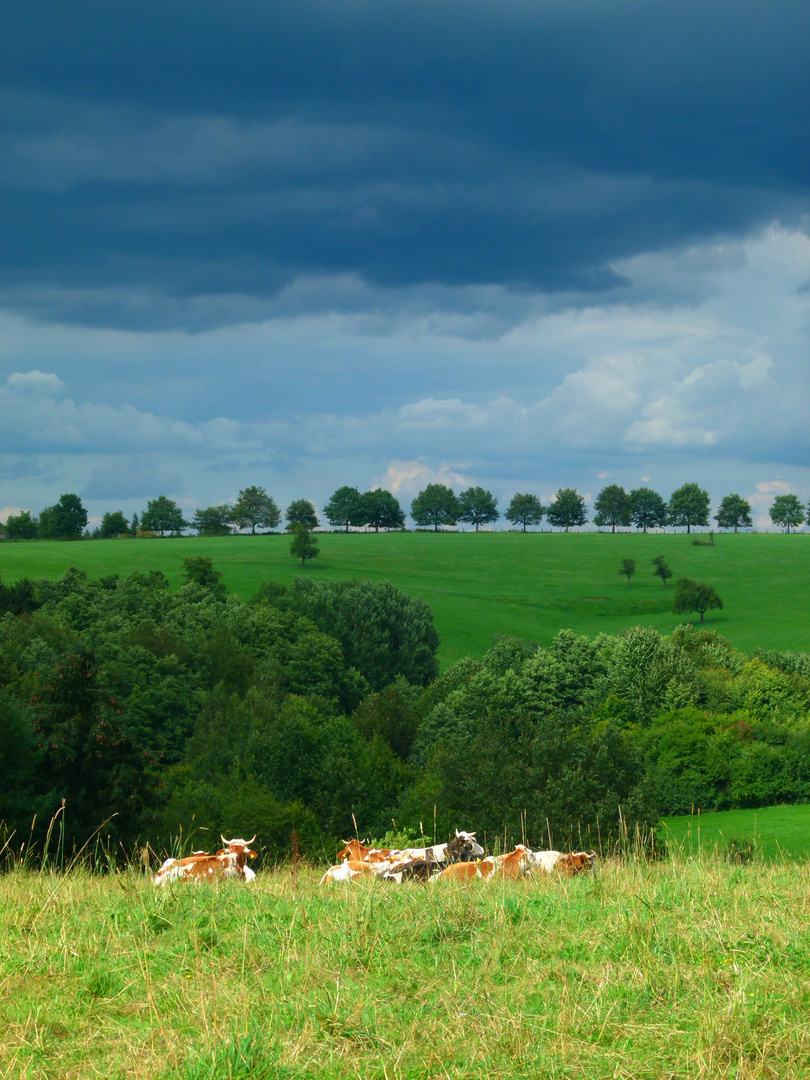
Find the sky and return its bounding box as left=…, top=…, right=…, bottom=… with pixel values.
left=1, top=0, right=808, bottom=529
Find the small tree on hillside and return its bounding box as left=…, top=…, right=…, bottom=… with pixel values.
left=290, top=526, right=319, bottom=568
left=619, top=558, right=636, bottom=587
left=673, top=577, right=723, bottom=624
left=457, top=486, right=499, bottom=531
left=651, top=555, right=673, bottom=587
left=504, top=493, right=544, bottom=531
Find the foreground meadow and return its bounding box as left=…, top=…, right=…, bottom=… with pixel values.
left=2, top=857, right=810, bottom=1079
left=1, top=531, right=808, bottom=662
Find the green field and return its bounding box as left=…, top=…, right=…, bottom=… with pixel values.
left=3, top=858, right=810, bottom=1079
left=660, top=804, right=810, bottom=861
left=1, top=531, right=807, bottom=663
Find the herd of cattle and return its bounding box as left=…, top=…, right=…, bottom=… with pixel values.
left=152, top=831, right=596, bottom=886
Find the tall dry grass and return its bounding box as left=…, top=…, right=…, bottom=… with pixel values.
left=2, top=853, right=809, bottom=1079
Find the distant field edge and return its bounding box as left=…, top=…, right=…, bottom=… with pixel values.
left=659, top=804, right=810, bottom=860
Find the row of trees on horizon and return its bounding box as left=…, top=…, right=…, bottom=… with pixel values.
left=2, top=481, right=808, bottom=541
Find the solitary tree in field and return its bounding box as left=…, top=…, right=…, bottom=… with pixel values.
left=546, top=488, right=587, bottom=531
left=411, top=484, right=461, bottom=531
left=619, top=558, right=636, bottom=587
left=667, top=483, right=710, bottom=534
left=769, top=494, right=805, bottom=533
left=504, top=493, right=544, bottom=531
left=286, top=499, right=319, bottom=531
left=289, top=525, right=319, bottom=568
left=594, top=485, right=632, bottom=532
left=324, top=486, right=364, bottom=531
left=630, top=487, right=667, bottom=532
left=651, top=555, right=673, bottom=587
left=715, top=493, right=752, bottom=532
left=232, top=486, right=280, bottom=534
left=673, top=577, right=723, bottom=624
left=360, top=489, right=406, bottom=532
left=457, top=486, right=499, bottom=531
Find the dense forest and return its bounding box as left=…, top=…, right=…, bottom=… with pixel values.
left=1, top=560, right=809, bottom=862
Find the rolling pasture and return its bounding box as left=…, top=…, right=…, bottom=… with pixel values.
left=3, top=857, right=810, bottom=1079
left=661, top=804, right=810, bottom=861
left=1, top=531, right=807, bottom=664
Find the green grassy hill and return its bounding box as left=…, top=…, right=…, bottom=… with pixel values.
left=2, top=531, right=807, bottom=663
left=660, top=804, right=810, bottom=860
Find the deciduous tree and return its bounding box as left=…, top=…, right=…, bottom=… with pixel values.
left=360, top=489, right=406, bottom=532
left=410, top=484, right=461, bottom=531
left=457, top=486, right=499, bottom=531
left=289, top=526, right=319, bottom=567
left=181, top=555, right=227, bottom=600
left=673, top=577, right=723, bottom=624
left=652, top=555, right=672, bottom=586
left=192, top=504, right=233, bottom=536
left=769, top=494, right=805, bottom=533
left=286, top=499, right=319, bottom=530
left=594, top=485, right=632, bottom=532
left=546, top=488, right=587, bottom=531
left=324, top=486, right=364, bottom=532
left=99, top=511, right=130, bottom=538
left=504, top=493, right=544, bottom=531
left=667, top=483, right=710, bottom=534
left=630, top=487, right=667, bottom=532
left=140, top=496, right=188, bottom=537
left=5, top=510, right=39, bottom=540
left=232, top=486, right=280, bottom=534
left=619, top=558, right=636, bottom=586
left=715, top=493, right=752, bottom=532
left=38, top=493, right=88, bottom=540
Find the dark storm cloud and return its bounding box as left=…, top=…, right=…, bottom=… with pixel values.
left=1, top=0, right=806, bottom=330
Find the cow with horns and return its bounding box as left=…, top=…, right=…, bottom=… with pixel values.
left=153, top=836, right=258, bottom=886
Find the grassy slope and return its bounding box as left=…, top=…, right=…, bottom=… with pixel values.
left=661, top=804, right=810, bottom=860
left=1, top=531, right=808, bottom=664
left=3, top=860, right=810, bottom=1080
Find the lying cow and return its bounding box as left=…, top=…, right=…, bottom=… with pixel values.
left=433, top=844, right=532, bottom=882
left=318, top=858, right=393, bottom=885
left=154, top=836, right=258, bottom=887
left=527, top=849, right=597, bottom=875
left=383, top=832, right=485, bottom=883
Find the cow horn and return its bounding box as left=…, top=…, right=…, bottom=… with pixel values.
left=246, top=836, right=256, bottom=845
left=221, top=835, right=228, bottom=845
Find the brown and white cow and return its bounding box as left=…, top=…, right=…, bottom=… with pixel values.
left=154, top=836, right=258, bottom=887
left=433, top=844, right=531, bottom=882
left=527, top=849, right=597, bottom=875
left=318, top=859, right=381, bottom=885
